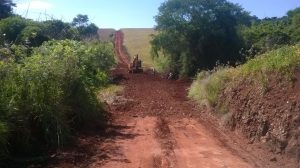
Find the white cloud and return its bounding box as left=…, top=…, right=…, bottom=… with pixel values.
left=16, top=0, right=53, bottom=10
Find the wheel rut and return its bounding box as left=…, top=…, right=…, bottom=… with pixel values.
left=46, top=30, right=283, bottom=168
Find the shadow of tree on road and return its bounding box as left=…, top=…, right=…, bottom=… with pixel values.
left=45, top=122, right=140, bottom=168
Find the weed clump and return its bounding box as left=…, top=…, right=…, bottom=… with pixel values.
left=0, top=40, right=115, bottom=158
left=189, top=68, right=232, bottom=106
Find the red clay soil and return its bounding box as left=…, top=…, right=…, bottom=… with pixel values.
left=220, top=72, right=300, bottom=167
left=114, top=31, right=130, bottom=66
left=46, top=31, right=296, bottom=168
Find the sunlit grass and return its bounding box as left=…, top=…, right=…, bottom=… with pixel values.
left=239, top=45, right=300, bottom=78
left=189, top=44, right=300, bottom=108
left=98, top=85, right=123, bottom=98
left=189, top=68, right=233, bottom=106
left=98, top=85, right=124, bottom=104
left=98, top=29, right=116, bottom=42
left=122, top=28, right=156, bottom=67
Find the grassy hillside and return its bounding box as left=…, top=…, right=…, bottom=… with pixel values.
left=121, top=28, right=156, bottom=67
left=98, top=29, right=116, bottom=42
left=189, top=45, right=300, bottom=107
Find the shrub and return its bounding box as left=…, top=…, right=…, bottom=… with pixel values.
left=0, top=16, right=27, bottom=43
left=0, top=40, right=115, bottom=156
left=189, top=68, right=232, bottom=106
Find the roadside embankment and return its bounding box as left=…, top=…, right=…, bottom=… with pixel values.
left=189, top=45, right=300, bottom=162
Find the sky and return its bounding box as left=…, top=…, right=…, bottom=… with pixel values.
left=13, top=0, right=300, bottom=29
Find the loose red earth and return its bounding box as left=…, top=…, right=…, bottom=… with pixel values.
left=45, top=31, right=296, bottom=168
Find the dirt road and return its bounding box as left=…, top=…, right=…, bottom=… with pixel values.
left=100, top=31, right=263, bottom=168
left=99, top=70, right=255, bottom=168
left=47, top=31, right=289, bottom=168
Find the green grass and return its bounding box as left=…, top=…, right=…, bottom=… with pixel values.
left=121, top=28, right=156, bottom=67
left=152, top=54, right=171, bottom=73
left=98, top=85, right=123, bottom=100
left=239, top=45, right=300, bottom=78
left=189, top=68, right=233, bottom=106
left=189, top=44, right=300, bottom=108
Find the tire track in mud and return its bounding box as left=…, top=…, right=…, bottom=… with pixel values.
left=154, top=118, right=177, bottom=168
left=101, top=30, right=270, bottom=168
left=46, top=30, right=286, bottom=168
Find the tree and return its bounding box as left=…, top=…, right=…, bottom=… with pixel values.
left=0, top=0, right=15, bottom=19
left=238, top=7, right=300, bottom=54
left=0, top=16, right=27, bottom=43
left=151, top=0, right=252, bottom=76
left=287, top=7, right=300, bottom=42
left=239, top=18, right=291, bottom=54
left=43, top=20, right=79, bottom=40
left=287, top=7, right=300, bottom=18
left=71, top=14, right=99, bottom=40
left=72, top=14, right=89, bottom=27
left=20, top=25, right=48, bottom=46
left=0, top=16, right=81, bottom=47
left=78, top=23, right=99, bottom=39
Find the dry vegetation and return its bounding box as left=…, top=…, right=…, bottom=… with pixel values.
left=98, top=29, right=116, bottom=42
left=121, top=28, right=156, bottom=67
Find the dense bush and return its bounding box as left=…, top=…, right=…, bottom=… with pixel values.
left=238, top=7, right=300, bottom=56
left=0, top=40, right=115, bottom=157
left=0, top=16, right=81, bottom=47
left=0, top=16, right=28, bottom=43
left=0, top=15, right=100, bottom=49
left=72, top=14, right=99, bottom=40
left=151, top=0, right=252, bottom=76
left=239, top=18, right=291, bottom=56
left=43, top=20, right=79, bottom=40
left=151, top=1, right=300, bottom=76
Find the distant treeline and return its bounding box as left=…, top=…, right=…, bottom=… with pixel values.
left=0, top=14, right=99, bottom=48
left=151, top=0, right=300, bottom=76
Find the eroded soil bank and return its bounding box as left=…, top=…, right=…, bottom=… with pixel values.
left=219, top=72, right=300, bottom=165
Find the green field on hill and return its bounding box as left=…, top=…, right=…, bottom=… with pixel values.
left=121, top=28, right=156, bottom=68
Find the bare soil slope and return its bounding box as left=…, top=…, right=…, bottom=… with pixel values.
left=220, top=72, right=300, bottom=164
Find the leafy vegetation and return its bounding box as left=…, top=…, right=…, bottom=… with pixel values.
left=72, top=14, right=99, bottom=40
left=0, top=40, right=115, bottom=158
left=189, top=45, right=300, bottom=108
left=189, top=68, right=233, bottom=106
left=0, top=14, right=99, bottom=49
left=151, top=0, right=300, bottom=76
left=151, top=0, right=252, bottom=76
left=0, top=9, right=115, bottom=161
